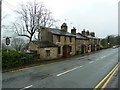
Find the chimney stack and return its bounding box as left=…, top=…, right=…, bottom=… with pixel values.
left=90, top=32, right=95, bottom=37
left=71, top=27, right=76, bottom=35
left=61, top=23, right=68, bottom=32
left=86, top=30, right=90, bottom=36
left=81, top=29, right=85, bottom=36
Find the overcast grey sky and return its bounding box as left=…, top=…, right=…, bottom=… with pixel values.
left=2, top=0, right=119, bottom=38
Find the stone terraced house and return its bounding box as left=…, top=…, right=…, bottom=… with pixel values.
left=28, top=23, right=101, bottom=61
left=81, top=30, right=101, bottom=52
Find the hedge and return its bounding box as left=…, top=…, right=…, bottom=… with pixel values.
left=2, top=49, right=34, bottom=68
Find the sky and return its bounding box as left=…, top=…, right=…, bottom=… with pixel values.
left=1, top=0, right=119, bottom=39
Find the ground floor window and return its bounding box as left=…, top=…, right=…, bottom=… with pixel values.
left=69, top=46, right=72, bottom=52
left=46, top=50, right=50, bottom=56
left=58, top=47, right=61, bottom=54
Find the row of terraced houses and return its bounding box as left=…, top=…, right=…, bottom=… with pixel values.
left=28, top=23, right=101, bottom=60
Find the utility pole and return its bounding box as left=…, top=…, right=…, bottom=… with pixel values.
left=0, top=0, right=1, bottom=49
left=0, top=1, right=1, bottom=90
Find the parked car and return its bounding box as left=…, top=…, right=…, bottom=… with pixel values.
left=25, top=50, right=40, bottom=59
left=112, top=45, right=120, bottom=49
left=26, top=50, right=37, bottom=54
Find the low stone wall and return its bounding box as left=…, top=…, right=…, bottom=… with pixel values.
left=38, top=47, right=58, bottom=61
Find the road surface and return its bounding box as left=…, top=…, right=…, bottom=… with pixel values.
left=2, top=48, right=118, bottom=89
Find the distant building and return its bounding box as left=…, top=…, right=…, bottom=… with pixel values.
left=71, top=27, right=89, bottom=54
left=80, top=29, right=101, bottom=52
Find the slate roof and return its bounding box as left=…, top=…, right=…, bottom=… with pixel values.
left=31, top=41, right=58, bottom=48
left=76, top=34, right=88, bottom=40
left=84, top=35, right=100, bottom=39
left=44, top=27, right=76, bottom=37
left=42, top=27, right=100, bottom=39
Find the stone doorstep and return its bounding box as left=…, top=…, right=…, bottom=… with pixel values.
left=2, top=49, right=102, bottom=73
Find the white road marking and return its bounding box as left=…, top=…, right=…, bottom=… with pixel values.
left=57, top=66, right=83, bottom=77
left=20, top=85, right=33, bottom=90
left=101, top=56, right=106, bottom=59
left=76, top=56, right=86, bottom=60
left=89, top=61, right=94, bottom=63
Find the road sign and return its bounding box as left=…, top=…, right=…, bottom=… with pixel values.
left=6, top=37, right=10, bottom=45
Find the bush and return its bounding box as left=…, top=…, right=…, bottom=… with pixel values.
left=2, top=49, right=34, bottom=68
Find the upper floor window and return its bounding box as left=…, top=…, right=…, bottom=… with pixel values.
left=65, top=36, right=66, bottom=42
left=57, top=36, right=60, bottom=42
left=77, top=40, right=80, bottom=44
left=70, top=37, right=72, bottom=42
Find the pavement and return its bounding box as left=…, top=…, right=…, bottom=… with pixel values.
left=2, top=48, right=119, bottom=89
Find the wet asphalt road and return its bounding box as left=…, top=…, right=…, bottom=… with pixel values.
left=2, top=48, right=118, bottom=88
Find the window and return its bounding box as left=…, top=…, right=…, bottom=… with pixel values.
left=65, top=36, right=66, bottom=42
left=70, top=37, right=72, bottom=42
left=69, top=46, right=72, bottom=52
left=57, top=36, right=60, bottom=42
left=88, top=45, right=90, bottom=50
left=46, top=50, right=50, bottom=56
left=58, top=47, right=61, bottom=54
left=77, top=40, right=80, bottom=44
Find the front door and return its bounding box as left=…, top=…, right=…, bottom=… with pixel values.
left=63, top=45, right=70, bottom=57
left=81, top=45, right=85, bottom=54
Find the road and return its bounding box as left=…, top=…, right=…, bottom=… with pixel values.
left=2, top=48, right=118, bottom=89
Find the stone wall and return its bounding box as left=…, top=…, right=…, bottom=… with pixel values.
left=38, top=47, right=58, bottom=60
left=28, top=42, right=38, bottom=51
left=40, top=29, right=53, bottom=42
left=52, top=35, right=76, bottom=56
left=76, top=39, right=82, bottom=54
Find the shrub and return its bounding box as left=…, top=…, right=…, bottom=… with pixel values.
left=2, top=49, right=34, bottom=68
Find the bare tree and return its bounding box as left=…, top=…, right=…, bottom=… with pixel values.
left=13, top=1, right=56, bottom=42
left=11, top=38, right=26, bottom=51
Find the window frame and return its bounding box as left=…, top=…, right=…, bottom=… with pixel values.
left=46, top=50, right=50, bottom=56
left=69, top=46, right=72, bottom=52
left=70, top=37, right=72, bottom=42
left=57, top=35, right=61, bottom=42
left=58, top=47, right=61, bottom=54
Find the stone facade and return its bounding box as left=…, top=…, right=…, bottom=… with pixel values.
left=38, top=47, right=58, bottom=60
left=28, top=42, right=38, bottom=50
left=28, top=23, right=101, bottom=61
left=28, top=41, right=58, bottom=61
left=40, top=23, right=76, bottom=58
left=52, top=35, right=76, bottom=57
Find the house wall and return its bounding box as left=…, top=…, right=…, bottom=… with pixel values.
left=28, top=42, right=38, bottom=51
left=76, top=39, right=82, bottom=54
left=38, top=47, right=58, bottom=60
left=52, top=35, right=76, bottom=57
left=40, top=29, right=53, bottom=42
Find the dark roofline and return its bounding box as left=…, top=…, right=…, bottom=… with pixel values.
left=77, top=33, right=100, bottom=39
left=52, top=33, right=75, bottom=37
left=77, top=33, right=89, bottom=39
left=31, top=41, right=59, bottom=48
left=44, top=27, right=76, bottom=37
left=76, top=34, right=88, bottom=40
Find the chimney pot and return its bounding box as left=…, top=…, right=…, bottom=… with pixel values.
left=71, top=27, right=76, bottom=35
left=61, top=23, right=68, bottom=32
left=81, top=29, right=86, bottom=36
